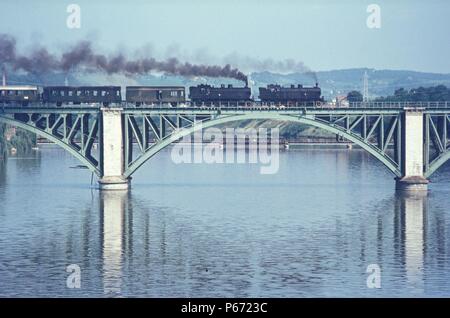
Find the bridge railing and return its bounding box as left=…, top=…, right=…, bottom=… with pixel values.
left=347, top=101, right=450, bottom=109
left=1, top=100, right=450, bottom=110
left=121, top=101, right=450, bottom=109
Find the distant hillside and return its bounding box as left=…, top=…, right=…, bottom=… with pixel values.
left=6, top=68, right=450, bottom=101
left=249, top=68, right=450, bottom=99
left=4, top=68, right=450, bottom=142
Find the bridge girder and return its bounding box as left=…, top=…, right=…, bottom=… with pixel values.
left=0, top=110, right=101, bottom=176
left=424, top=112, right=450, bottom=178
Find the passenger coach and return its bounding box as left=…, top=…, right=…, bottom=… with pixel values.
left=0, top=85, right=39, bottom=106
left=42, top=86, right=121, bottom=106
left=126, top=86, right=185, bottom=106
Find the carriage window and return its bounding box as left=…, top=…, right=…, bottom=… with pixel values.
left=116, top=91, right=120, bottom=97
left=52, top=90, right=57, bottom=96
left=8, top=90, right=14, bottom=95
left=101, top=91, right=106, bottom=96
left=0, top=91, right=4, bottom=96
left=61, top=91, right=65, bottom=96
left=68, top=91, right=73, bottom=97
left=181, top=91, right=184, bottom=96
left=77, top=90, right=81, bottom=96
left=170, top=91, right=178, bottom=97
left=93, top=90, right=98, bottom=97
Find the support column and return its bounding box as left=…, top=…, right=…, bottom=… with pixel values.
left=98, top=108, right=130, bottom=190
left=396, top=108, right=428, bottom=192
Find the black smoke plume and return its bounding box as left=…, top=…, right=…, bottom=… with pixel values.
left=0, top=34, right=247, bottom=83
left=223, top=53, right=318, bottom=83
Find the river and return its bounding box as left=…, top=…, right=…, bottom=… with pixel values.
left=0, top=145, right=449, bottom=297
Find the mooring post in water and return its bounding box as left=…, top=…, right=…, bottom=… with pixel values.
left=396, top=107, right=429, bottom=193
left=98, top=107, right=130, bottom=191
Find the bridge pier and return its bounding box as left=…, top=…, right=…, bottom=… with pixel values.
left=99, top=108, right=130, bottom=191
left=396, top=108, right=429, bottom=193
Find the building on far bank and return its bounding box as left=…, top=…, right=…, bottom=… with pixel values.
left=331, top=95, right=349, bottom=108
left=5, top=127, right=16, bottom=141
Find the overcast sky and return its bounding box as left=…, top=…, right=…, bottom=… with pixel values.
left=1, top=0, right=449, bottom=73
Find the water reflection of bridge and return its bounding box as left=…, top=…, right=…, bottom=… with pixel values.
left=395, top=192, right=427, bottom=293
left=100, top=191, right=127, bottom=295
left=96, top=190, right=440, bottom=296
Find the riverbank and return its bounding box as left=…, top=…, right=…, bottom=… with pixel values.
left=35, top=140, right=355, bottom=151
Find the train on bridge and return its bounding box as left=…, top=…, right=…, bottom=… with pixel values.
left=0, top=82, right=324, bottom=107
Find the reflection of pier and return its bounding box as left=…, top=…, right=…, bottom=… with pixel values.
left=395, top=192, right=428, bottom=292
left=100, top=191, right=129, bottom=295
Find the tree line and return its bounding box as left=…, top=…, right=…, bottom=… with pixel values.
left=0, top=125, right=6, bottom=160
left=0, top=124, right=36, bottom=161
left=347, top=85, right=450, bottom=102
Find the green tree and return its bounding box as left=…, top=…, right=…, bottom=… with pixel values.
left=376, top=85, right=450, bottom=102
left=0, top=124, right=36, bottom=158
left=347, top=90, right=363, bottom=102
left=0, top=124, right=7, bottom=160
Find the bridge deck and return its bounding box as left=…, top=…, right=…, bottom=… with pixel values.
left=2, top=101, right=450, bottom=115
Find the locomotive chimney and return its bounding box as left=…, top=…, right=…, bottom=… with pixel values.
left=315, top=82, right=318, bottom=88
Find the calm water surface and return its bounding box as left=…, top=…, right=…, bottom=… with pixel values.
left=0, top=145, right=450, bottom=297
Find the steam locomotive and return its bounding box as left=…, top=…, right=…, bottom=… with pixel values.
left=189, top=84, right=252, bottom=106
left=259, top=83, right=323, bottom=105
left=0, top=83, right=323, bottom=106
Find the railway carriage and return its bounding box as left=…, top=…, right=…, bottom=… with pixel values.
left=42, top=86, right=121, bottom=106
left=0, top=85, right=39, bottom=106
left=126, top=86, right=185, bottom=106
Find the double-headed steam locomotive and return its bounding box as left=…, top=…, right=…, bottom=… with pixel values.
left=0, top=82, right=323, bottom=106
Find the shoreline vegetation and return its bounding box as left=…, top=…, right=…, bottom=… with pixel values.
left=0, top=124, right=37, bottom=162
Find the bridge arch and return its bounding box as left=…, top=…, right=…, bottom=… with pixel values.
left=0, top=116, right=100, bottom=175
left=124, top=112, right=402, bottom=178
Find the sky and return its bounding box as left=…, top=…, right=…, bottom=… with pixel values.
left=1, top=0, right=449, bottom=73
